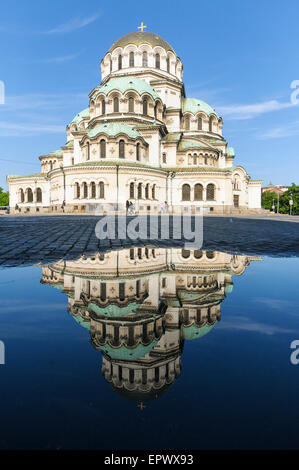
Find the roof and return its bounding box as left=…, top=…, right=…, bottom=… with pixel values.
left=161, top=133, right=182, bottom=143
left=97, top=340, right=158, bottom=360
left=94, top=76, right=159, bottom=100
left=87, top=122, right=142, bottom=140
left=182, top=97, right=218, bottom=117
left=7, top=173, right=46, bottom=180
left=70, top=107, right=90, bottom=125
left=182, top=323, right=215, bottom=340
left=108, top=31, right=175, bottom=54
left=227, top=147, right=235, bottom=156
left=178, top=140, right=212, bottom=151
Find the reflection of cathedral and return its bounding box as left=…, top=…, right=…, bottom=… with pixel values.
left=41, top=248, right=259, bottom=402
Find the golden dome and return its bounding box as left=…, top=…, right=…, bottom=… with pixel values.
left=108, top=31, right=175, bottom=54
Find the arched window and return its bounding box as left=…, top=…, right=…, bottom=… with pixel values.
left=129, top=51, right=134, bottom=67
left=136, top=143, right=140, bottom=161
left=198, top=117, right=202, bottom=130
left=152, top=184, right=156, bottom=199
left=206, top=183, right=215, bottom=201
left=118, top=55, right=122, bottom=70
left=185, top=116, right=190, bottom=130
left=181, top=249, right=190, bottom=259
left=83, top=182, right=88, bottom=199
left=119, top=139, right=125, bottom=158
left=129, top=182, right=135, bottom=199
left=138, top=183, right=142, bottom=199
left=100, top=139, right=106, bottom=158
left=113, top=96, right=119, bottom=113
left=204, top=154, right=208, bottom=165
left=86, top=142, right=90, bottom=160
left=142, top=98, right=148, bottom=115
left=209, top=116, right=213, bottom=132
left=194, top=250, right=203, bottom=259
left=49, top=161, right=53, bottom=171
left=142, top=51, right=148, bottom=66
left=206, top=251, right=215, bottom=259
left=166, top=57, right=170, bottom=73
left=91, top=182, right=96, bottom=199
left=162, top=153, right=167, bottom=163
left=26, top=188, right=33, bottom=203
left=154, top=103, right=157, bottom=119
left=145, top=183, right=149, bottom=199
left=36, top=188, right=42, bottom=203
left=75, top=182, right=80, bottom=199
left=182, top=184, right=191, bottom=201
left=19, top=188, right=24, bottom=203
left=99, top=181, right=105, bottom=199
left=109, top=57, right=112, bottom=73
left=194, top=183, right=203, bottom=201
left=155, top=53, right=160, bottom=69
left=128, top=97, right=134, bottom=113
left=101, top=99, right=105, bottom=115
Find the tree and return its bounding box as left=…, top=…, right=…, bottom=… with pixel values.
left=0, top=187, right=9, bottom=206
left=261, top=184, right=299, bottom=215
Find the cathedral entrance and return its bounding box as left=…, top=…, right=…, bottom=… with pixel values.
left=233, top=195, right=239, bottom=207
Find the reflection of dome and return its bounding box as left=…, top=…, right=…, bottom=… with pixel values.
left=224, top=284, right=233, bottom=294
left=181, top=323, right=215, bottom=341
left=182, top=97, right=218, bottom=117
left=97, top=341, right=158, bottom=360
left=88, top=301, right=141, bottom=317
left=109, top=31, right=175, bottom=54
left=112, top=383, right=172, bottom=402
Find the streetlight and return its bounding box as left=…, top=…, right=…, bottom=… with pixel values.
left=272, top=198, right=275, bottom=212
left=289, top=193, right=293, bottom=216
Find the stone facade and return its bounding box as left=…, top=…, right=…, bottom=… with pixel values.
left=7, top=29, right=262, bottom=215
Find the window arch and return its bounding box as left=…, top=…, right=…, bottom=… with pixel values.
left=145, top=183, right=149, bottom=199
left=128, top=96, right=134, bottom=113
left=136, top=142, right=140, bottom=161
left=206, top=183, right=215, bottom=201
left=118, top=55, right=122, bottom=70
left=142, top=51, right=148, bottom=66
left=194, top=183, right=203, bottom=201
left=86, top=142, right=90, bottom=160
left=113, top=96, right=119, bottom=113
left=181, top=249, right=190, bottom=259
left=119, top=140, right=125, bottom=158
left=75, top=182, right=80, bottom=199
left=206, top=251, right=215, bottom=259
left=209, top=116, right=213, bottom=132
left=100, top=139, right=106, bottom=158
left=83, top=182, right=88, bottom=199
left=91, top=182, right=96, bottom=199
left=129, top=182, right=135, bottom=199
left=19, top=188, right=24, bottom=203
left=26, top=188, right=33, bottom=203
left=155, top=53, right=160, bottom=69
left=101, top=99, right=105, bottom=115
left=152, top=184, right=156, bottom=199
left=36, top=187, right=42, bottom=203
left=166, top=57, right=170, bottom=73
left=99, top=181, right=105, bottom=199
left=185, top=116, right=190, bottom=130
left=142, top=98, right=148, bottom=115
left=198, top=117, right=202, bottom=130
left=138, top=183, right=142, bottom=199
left=182, top=184, right=191, bottom=201
left=129, top=51, right=134, bottom=67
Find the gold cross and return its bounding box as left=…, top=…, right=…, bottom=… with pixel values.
left=138, top=22, right=147, bottom=32
left=137, top=401, right=146, bottom=410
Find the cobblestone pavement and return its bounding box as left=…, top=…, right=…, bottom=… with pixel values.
left=0, top=215, right=298, bottom=267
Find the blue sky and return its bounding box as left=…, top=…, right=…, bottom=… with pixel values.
left=0, top=0, right=299, bottom=189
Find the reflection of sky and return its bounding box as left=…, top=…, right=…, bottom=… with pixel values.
left=0, top=256, right=299, bottom=450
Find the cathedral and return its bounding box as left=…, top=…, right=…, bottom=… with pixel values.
left=7, top=25, right=262, bottom=214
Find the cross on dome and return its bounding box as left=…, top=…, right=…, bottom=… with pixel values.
left=138, top=22, right=147, bottom=32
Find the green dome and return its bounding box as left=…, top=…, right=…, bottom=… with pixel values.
left=182, top=323, right=215, bottom=340
left=73, top=315, right=90, bottom=330
left=95, top=77, right=159, bottom=100
left=108, top=31, right=175, bottom=54
left=87, top=122, right=142, bottom=140
left=182, top=98, right=218, bottom=117
left=224, top=284, right=233, bottom=294
left=71, top=107, right=90, bottom=125
left=89, top=301, right=140, bottom=317
left=98, top=340, right=158, bottom=360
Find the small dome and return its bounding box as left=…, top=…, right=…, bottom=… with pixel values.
left=109, top=31, right=175, bottom=54
left=87, top=123, right=142, bottom=140
left=71, top=107, right=90, bottom=125
left=182, top=98, right=218, bottom=117
left=94, top=76, right=159, bottom=101
left=98, top=340, right=158, bottom=360
left=181, top=323, right=215, bottom=340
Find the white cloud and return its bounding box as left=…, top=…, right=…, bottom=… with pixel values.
left=218, top=316, right=293, bottom=335
left=2, top=92, right=86, bottom=111
left=257, top=121, right=299, bottom=139
left=0, top=121, right=65, bottom=137
left=217, top=99, right=296, bottom=120
left=44, top=13, right=101, bottom=34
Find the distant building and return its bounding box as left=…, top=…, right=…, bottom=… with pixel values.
left=262, top=184, right=290, bottom=194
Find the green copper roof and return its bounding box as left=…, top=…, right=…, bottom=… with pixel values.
left=161, top=133, right=182, bottom=142
left=108, top=31, right=175, bottom=54
left=89, top=301, right=140, bottom=317
left=71, top=107, right=90, bottom=125
left=227, top=147, right=235, bottom=156
left=50, top=149, right=63, bottom=157
left=98, top=340, right=158, bottom=360
left=73, top=315, right=90, bottom=330
left=178, top=140, right=210, bottom=151
left=224, top=284, right=233, bottom=294
left=182, top=323, right=215, bottom=341
left=87, top=122, right=142, bottom=140
left=182, top=98, right=218, bottom=117
left=95, top=77, right=159, bottom=100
